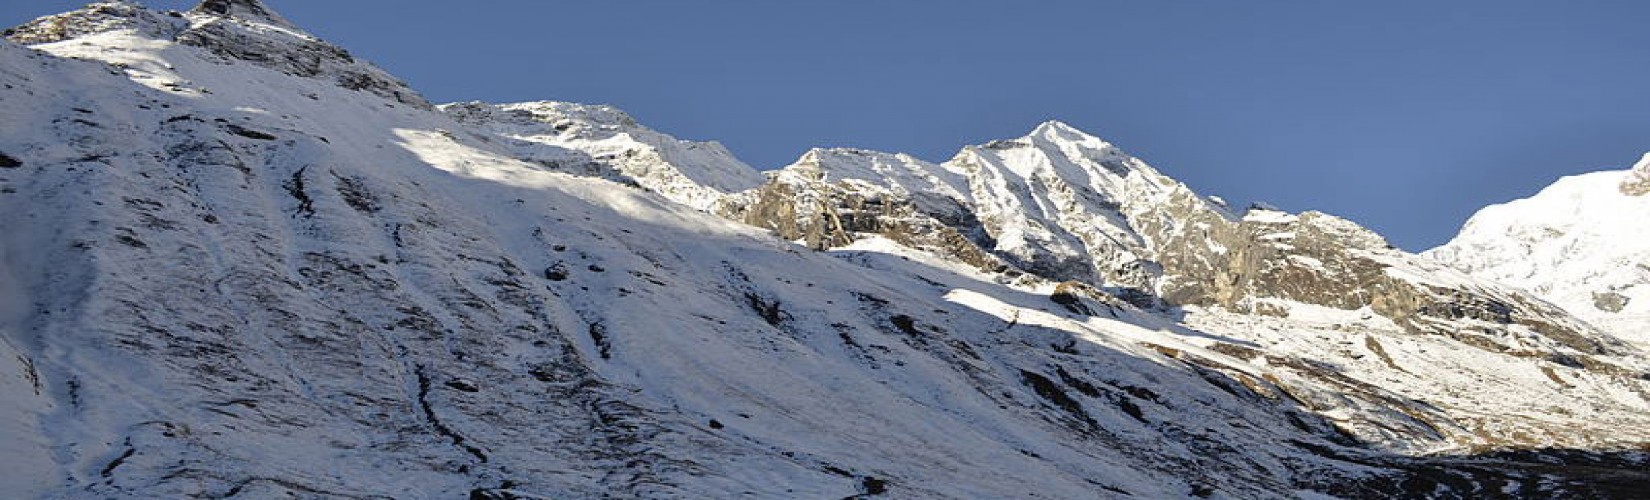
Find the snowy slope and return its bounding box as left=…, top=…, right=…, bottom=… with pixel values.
left=443, top=100, right=763, bottom=212
left=778, top=148, right=972, bottom=201
left=1429, top=153, right=1650, bottom=344
left=2, top=1, right=1650, bottom=498
left=0, top=3, right=1378, bottom=497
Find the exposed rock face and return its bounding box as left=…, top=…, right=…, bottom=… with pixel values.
left=191, top=0, right=296, bottom=28
left=1048, top=280, right=1132, bottom=316
left=719, top=148, right=1010, bottom=274
left=1166, top=211, right=1395, bottom=315
left=1156, top=208, right=1622, bottom=359
left=1595, top=291, right=1631, bottom=313
left=1622, top=152, right=1650, bottom=196
left=177, top=5, right=429, bottom=108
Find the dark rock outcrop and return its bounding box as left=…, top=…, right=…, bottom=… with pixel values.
left=1622, top=153, right=1650, bottom=196
left=720, top=159, right=1010, bottom=275
left=191, top=0, right=295, bottom=28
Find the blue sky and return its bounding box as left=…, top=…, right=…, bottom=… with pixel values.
left=7, top=1, right=1649, bottom=250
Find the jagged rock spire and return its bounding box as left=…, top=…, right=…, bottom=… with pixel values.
left=190, top=0, right=296, bottom=28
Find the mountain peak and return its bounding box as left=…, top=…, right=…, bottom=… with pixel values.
left=1032, top=119, right=1078, bottom=133
left=1028, top=119, right=1105, bottom=144
left=190, top=0, right=296, bottom=29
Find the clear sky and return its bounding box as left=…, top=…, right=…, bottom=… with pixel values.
left=6, top=1, right=1649, bottom=250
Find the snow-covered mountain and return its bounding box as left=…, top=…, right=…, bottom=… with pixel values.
left=442, top=101, right=763, bottom=212
left=3, top=1, right=1650, bottom=498
left=1429, top=153, right=1650, bottom=345
left=721, top=122, right=1225, bottom=292
left=725, top=118, right=1619, bottom=351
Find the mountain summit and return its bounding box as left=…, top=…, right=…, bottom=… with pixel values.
left=3, top=2, right=1650, bottom=498
left=191, top=0, right=297, bottom=29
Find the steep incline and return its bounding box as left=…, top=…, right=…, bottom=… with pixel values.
left=1429, top=153, right=1650, bottom=344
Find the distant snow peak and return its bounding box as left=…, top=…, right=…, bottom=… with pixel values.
left=1430, top=151, right=1650, bottom=344
left=1621, top=151, right=1650, bottom=196
left=1029, top=119, right=1104, bottom=144
left=190, top=0, right=296, bottom=29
